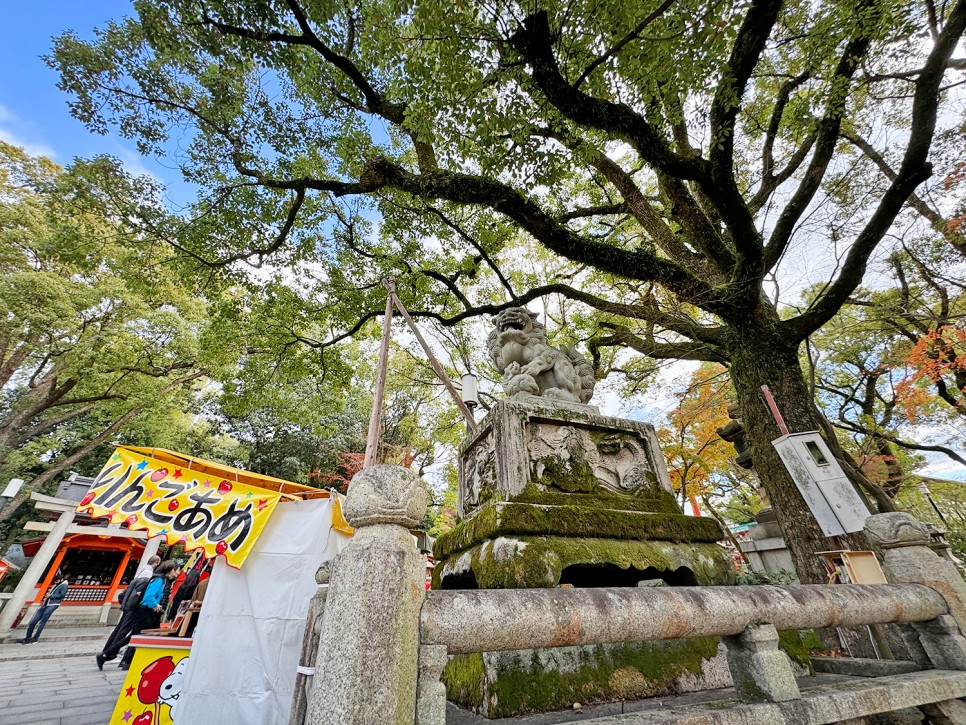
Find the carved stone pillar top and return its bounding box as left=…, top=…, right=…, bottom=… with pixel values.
left=315, top=561, right=331, bottom=586
left=863, top=512, right=932, bottom=550
left=864, top=512, right=966, bottom=632
left=343, top=464, right=428, bottom=528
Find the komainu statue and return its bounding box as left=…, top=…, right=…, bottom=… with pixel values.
left=487, top=307, right=595, bottom=404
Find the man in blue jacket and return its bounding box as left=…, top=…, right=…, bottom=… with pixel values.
left=118, top=560, right=179, bottom=669
left=95, top=555, right=162, bottom=669
left=20, top=573, right=69, bottom=643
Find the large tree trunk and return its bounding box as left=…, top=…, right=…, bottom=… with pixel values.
left=873, top=436, right=904, bottom=499
left=728, top=327, right=870, bottom=585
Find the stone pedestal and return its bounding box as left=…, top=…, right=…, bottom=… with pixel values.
left=308, top=466, right=428, bottom=725
left=457, top=395, right=671, bottom=518
left=434, top=398, right=735, bottom=717
left=436, top=397, right=732, bottom=590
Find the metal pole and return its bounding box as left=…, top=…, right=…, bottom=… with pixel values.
left=363, top=280, right=397, bottom=470
left=918, top=483, right=948, bottom=526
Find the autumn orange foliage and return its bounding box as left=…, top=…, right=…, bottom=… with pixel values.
left=657, top=364, right=735, bottom=501
left=895, top=325, right=966, bottom=420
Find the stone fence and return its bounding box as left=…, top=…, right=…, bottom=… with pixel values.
left=421, top=584, right=947, bottom=653
left=301, top=467, right=966, bottom=725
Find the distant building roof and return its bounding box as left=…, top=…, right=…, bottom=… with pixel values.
left=54, top=474, right=96, bottom=503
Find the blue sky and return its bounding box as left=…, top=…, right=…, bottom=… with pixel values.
left=0, top=0, right=184, bottom=195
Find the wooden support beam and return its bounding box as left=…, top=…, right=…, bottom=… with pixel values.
left=389, top=292, right=478, bottom=433
left=364, top=280, right=397, bottom=469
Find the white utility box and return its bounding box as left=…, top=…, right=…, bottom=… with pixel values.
left=771, top=431, right=870, bottom=537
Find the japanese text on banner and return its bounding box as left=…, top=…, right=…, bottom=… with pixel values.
left=78, top=448, right=280, bottom=568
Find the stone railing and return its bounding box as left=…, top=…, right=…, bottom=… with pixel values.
left=300, top=467, right=966, bottom=725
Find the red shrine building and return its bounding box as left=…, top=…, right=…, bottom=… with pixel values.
left=0, top=475, right=158, bottom=629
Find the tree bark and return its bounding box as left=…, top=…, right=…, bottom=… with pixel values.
left=728, top=326, right=870, bottom=584
left=873, top=436, right=904, bottom=499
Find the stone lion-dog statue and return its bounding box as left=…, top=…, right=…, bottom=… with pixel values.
left=487, top=307, right=596, bottom=404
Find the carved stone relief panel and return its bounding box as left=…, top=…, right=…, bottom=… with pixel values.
left=459, top=428, right=497, bottom=517
left=526, top=421, right=661, bottom=495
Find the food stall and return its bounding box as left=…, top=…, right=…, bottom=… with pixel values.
left=79, top=447, right=353, bottom=725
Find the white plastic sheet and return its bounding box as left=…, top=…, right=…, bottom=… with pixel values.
left=177, top=497, right=349, bottom=724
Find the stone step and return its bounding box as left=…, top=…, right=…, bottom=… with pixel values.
left=0, top=626, right=111, bottom=645
left=575, top=669, right=966, bottom=725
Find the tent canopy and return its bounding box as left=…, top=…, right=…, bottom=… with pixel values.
left=124, top=446, right=329, bottom=499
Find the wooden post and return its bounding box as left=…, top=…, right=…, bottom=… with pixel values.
left=389, top=292, right=478, bottom=432
left=760, top=385, right=790, bottom=436
left=105, top=547, right=133, bottom=606
left=364, top=280, right=397, bottom=469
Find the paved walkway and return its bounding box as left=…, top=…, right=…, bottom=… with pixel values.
left=0, top=625, right=125, bottom=725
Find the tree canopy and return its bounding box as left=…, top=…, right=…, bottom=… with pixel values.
left=0, top=142, right=215, bottom=495
left=47, top=0, right=966, bottom=582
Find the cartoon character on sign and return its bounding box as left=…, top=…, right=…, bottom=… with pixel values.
left=128, top=654, right=189, bottom=724
left=158, top=657, right=188, bottom=719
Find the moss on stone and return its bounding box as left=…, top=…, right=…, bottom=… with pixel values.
left=534, top=452, right=599, bottom=493
left=442, top=652, right=486, bottom=708
left=777, top=629, right=823, bottom=672
left=437, top=535, right=734, bottom=588
left=511, top=482, right=682, bottom=515
left=443, top=638, right=721, bottom=718
left=433, top=502, right=725, bottom=560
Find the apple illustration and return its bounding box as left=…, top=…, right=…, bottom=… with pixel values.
left=150, top=468, right=168, bottom=482
left=137, top=656, right=176, bottom=704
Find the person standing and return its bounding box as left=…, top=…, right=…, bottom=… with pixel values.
left=168, top=567, right=200, bottom=620
left=118, top=560, right=178, bottom=670
left=20, top=574, right=69, bottom=644
left=134, top=554, right=162, bottom=581
left=95, top=555, right=162, bottom=669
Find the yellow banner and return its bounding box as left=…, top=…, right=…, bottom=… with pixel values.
left=79, top=448, right=280, bottom=569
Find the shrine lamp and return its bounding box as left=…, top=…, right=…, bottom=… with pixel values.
left=461, top=373, right=479, bottom=421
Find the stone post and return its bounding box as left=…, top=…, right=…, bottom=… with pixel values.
left=415, top=645, right=448, bottom=725
left=722, top=623, right=800, bottom=702
left=0, top=508, right=74, bottom=630
left=912, top=615, right=966, bottom=671
left=289, top=563, right=331, bottom=725
left=137, top=534, right=162, bottom=569
left=863, top=513, right=966, bottom=631
left=306, top=466, right=428, bottom=725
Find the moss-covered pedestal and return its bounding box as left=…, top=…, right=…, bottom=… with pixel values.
left=432, top=396, right=736, bottom=717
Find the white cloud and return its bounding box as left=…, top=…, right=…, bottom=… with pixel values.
left=0, top=104, right=58, bottom=159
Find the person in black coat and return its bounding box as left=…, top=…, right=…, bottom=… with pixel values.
left=96, top=559, right=168, bottom=669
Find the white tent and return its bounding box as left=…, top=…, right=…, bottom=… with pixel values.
left=177, top=497, right=350, bottom=724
